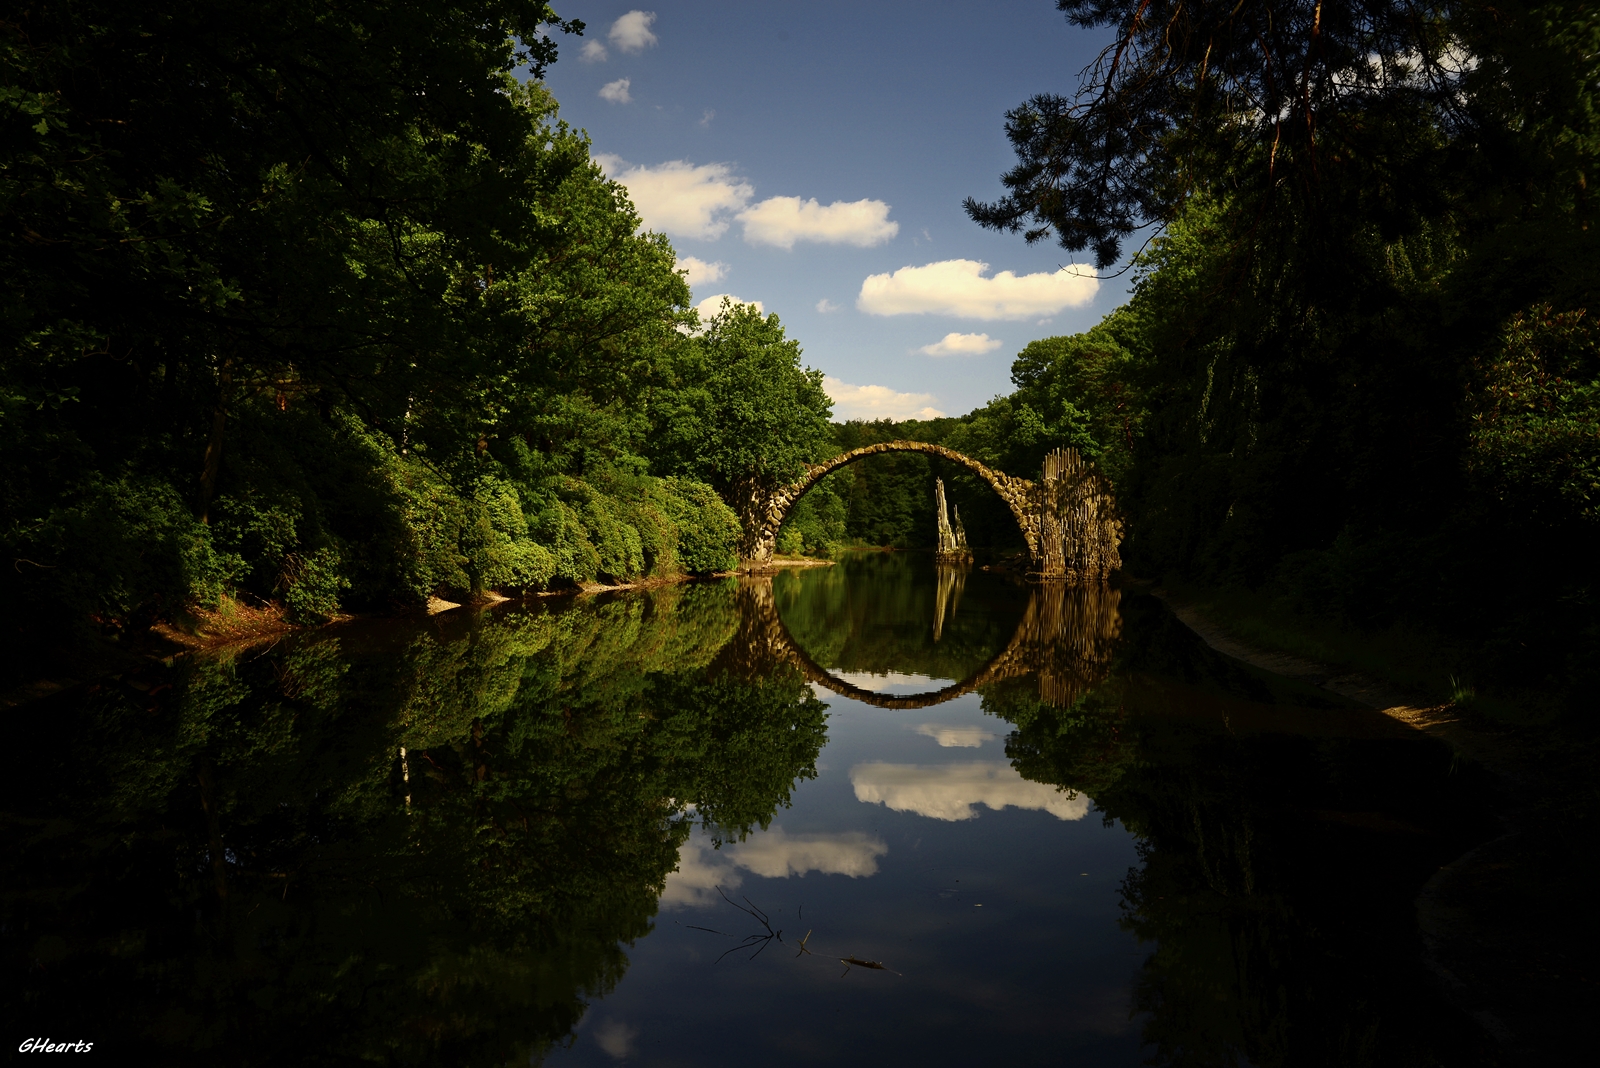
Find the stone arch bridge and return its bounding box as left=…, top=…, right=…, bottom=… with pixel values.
left=737, top=441, right=1120, bottom=580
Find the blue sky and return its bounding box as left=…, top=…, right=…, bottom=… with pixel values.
left=538, top=1, right=1129, bottom=420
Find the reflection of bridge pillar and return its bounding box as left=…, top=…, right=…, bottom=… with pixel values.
left=933, top=562, right=967, bottom=643
left=1011, top=582, right=1122, bottom=706
left=716, top=577, right=793, bottom=677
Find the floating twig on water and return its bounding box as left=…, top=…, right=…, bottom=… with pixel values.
left=839, top=955, right=900, bottom=978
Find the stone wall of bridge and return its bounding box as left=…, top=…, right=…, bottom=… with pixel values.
left=738, top=440, right=1119, bottom=582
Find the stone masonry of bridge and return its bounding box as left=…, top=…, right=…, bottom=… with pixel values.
left=738, top=440, right=1120, bottom=580
left=738, top=440, right=1039, bottom=566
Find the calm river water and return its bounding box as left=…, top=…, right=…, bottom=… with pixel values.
left=4, top=553, right=1500, bottom=1066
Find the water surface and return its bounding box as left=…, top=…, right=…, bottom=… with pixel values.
left=2, top=553, right=1497, bottom=1066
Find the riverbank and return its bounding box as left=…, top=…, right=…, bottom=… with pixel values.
left=1, top=569, right=747, bottom=709
left=1151, top=584, right=1598, bottom=1066
left=736, top=555, right=837, bottom=573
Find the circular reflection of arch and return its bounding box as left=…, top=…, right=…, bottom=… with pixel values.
left=739, top=577, right=1124, bottom=710
left=773, top=610, right=1028, bottom=710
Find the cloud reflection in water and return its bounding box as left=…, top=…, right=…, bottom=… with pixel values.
left=850, top=761, right=1089, bottom=821
left=914, top=723, right=995, bottom=748
left=661, top=827, right=889, bottom=908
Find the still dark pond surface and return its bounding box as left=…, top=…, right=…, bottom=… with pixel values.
left=4, top=553, right=1499, bottom=1066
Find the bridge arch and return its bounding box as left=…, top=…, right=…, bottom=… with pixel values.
left=742, top=440, right=1038, bottom=566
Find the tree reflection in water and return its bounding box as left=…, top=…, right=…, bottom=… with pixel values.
left=775, top=561, right=1498, bottom=1066
left=3, top=563, right=1501, bottom=1067
left=990, top=595, right=1500, bottom=1067
left=2, top=580, right=825, bottom=1066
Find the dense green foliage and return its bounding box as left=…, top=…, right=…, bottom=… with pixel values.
left=947, top=0, right=1600, bottom=711
left=2, top=583, right=828, bottom=1063
left=0, top=2, right=832, bottom=684
left=649, top=302, right=835, bottom=502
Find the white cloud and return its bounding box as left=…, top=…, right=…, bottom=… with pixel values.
left=823, top=377, right=944, bottom=421
left=917, top=332, right=1003, bottom=357
left=660, top=829, right=887, bottom=909
left=609, top=10, right=658, bottom=53
left=850, top=761, right=1090, bottom=821
left=598, top=78, right=632, bottom=104
left=857, top=259, right=1099, bottom=320
left=815, top=298, right=839, bottom=313
left=677, top=256, right=726, bottom=289
left=579, top=39, right=608, bottom=62
left=699, top=108, right=716, bottom=128
left=695, top=293, right=764, bottom=319
left=594, top=158, right=897, bottom=253
left=596, top=158, right=753, bottom=240
left=915, top=724, right=995, bottom=748
left=737, top=197, right=898, bottom=250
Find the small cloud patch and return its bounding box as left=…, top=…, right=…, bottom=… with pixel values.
left=917, top=332, right=1002, bottom=357
left=915, top=724, right=996, bottom=748
left=695, top=293, right=764, bottom=318
left=851, top=761, right=1089, bottom=821
left=593, top=1019, right=637, bottom=1060
left=824, top=377, right=944, bottom=421
left=677, top=256, right=727, bottom=289
left=596, top=157, right=754, bottom=240
left=609, top=10, right=658, bottom=53
left=738, top=197, right=898, bottom=249
left=858, top=259, right=1098, bottom=320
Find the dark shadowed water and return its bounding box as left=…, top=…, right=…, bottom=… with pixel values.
left=2, top=553, right=1501, bottom=1066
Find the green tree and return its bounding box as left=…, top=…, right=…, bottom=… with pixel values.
left=647, top=302, right=835, bottom=556
left=969, top=2, right=1600, bottom=706
left=1, top=3, right=761, bottom=680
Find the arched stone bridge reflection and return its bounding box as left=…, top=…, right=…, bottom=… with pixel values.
left=727, top=571, right=1124, bottom=710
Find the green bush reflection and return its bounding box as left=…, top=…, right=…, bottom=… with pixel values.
left=988, top=595, right=1499, bottom=1067
left=2, top=581, right=825, bottom=1065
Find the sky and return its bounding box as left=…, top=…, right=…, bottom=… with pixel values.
left=537, top=1, right=1129, bottom=421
